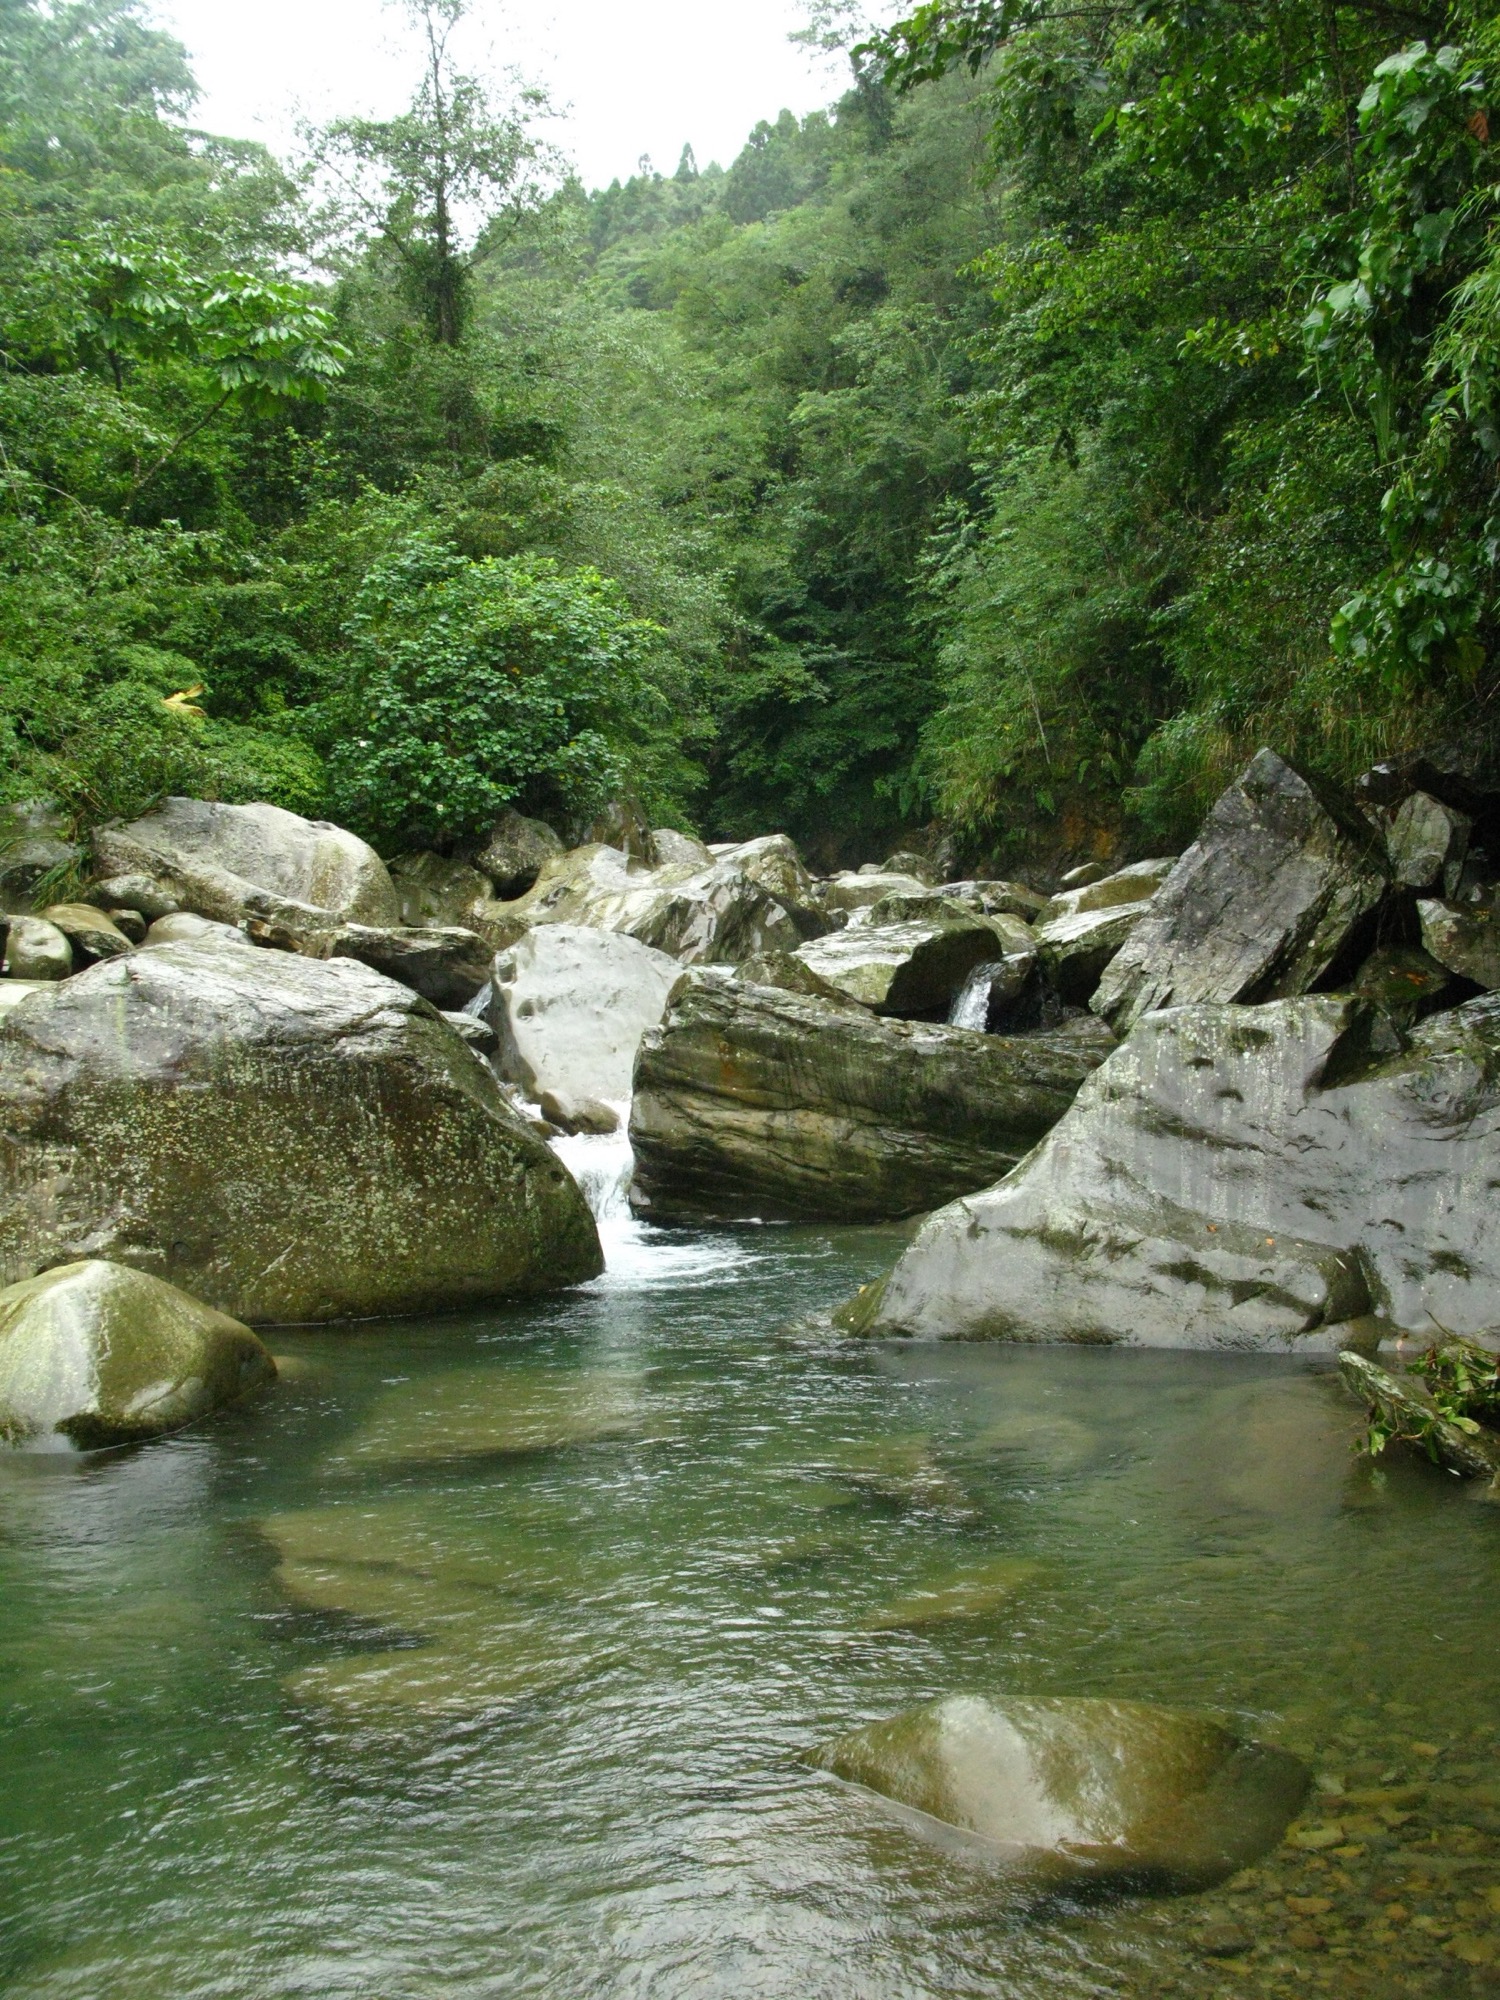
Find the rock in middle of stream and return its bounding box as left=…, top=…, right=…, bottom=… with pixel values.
left=810, top=1695, right=1308, bottom=1893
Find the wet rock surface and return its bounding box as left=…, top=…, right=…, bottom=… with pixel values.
left=0, top=937, right=601, bottom=1322
left=630, top=976, right=1113, bottom=1222
left=844, top=992, right=1500, bottom=1346
left=1094, top=751, right=1388, bottom=1034
left=0, top=1258, right=275, bottom=1448
left=795, top=917, right=1021, bottom=1016
left=810, top=1696, right=1309, bottom=1892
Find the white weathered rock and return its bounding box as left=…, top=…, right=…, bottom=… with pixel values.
left=491, top=923, right=684, bottom=1110
left=0, top=1260, right=276, bottom=1449
left=711, top=832, right=819, bottom=907
left=1093, top=751, right=1388, bottom=1034
left=843, top=992, right=1500, bottom=1348
left=93, top=797, right=401, bottom=935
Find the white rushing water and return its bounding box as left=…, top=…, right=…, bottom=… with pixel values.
left=550, top=1112, right=761, bottom=1292
left=948, top=959, right=1001, bottom=1031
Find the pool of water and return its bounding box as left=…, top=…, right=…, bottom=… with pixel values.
left=2, top=1157, right=1499, bottom=1999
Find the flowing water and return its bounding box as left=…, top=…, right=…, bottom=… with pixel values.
left=3, top=1137, right=1500, bottom=1999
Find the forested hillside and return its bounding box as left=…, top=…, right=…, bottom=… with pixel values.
left=3, top=0, right=1498, bottom=872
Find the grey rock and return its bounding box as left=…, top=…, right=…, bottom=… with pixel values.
left=0, top=1259, right=276, bottom=1450
left=648, top=828, right=715, bottom=871
left=711, top=833, right=820, bottom=909
left=1386, top=789, right=1471, bottom=893
left=473, top=811, right=565, bottom=899
left=538, top=1091, right=620, bottom=1136
left=819, top=870, right=932, bottom=918
left=106, top=909, right=147, bottom=945
left=882, top=849, right=939, bottom=884
left=440, top=1009, right=497, bottom=1054
left=0, top=941, right=601, bottom=1323
left=842, top=993, right=1500, bottom=1347
left=388, top=851, right=495, bottom=929
left=734, top=950, right=863, bottom=1008
left=85, top=873, right=181, bottom=922
left=496, top=843, right=822, bottom=965
left=629, top=977, right=1113, bottom=1223
left=1059, top=862, right=1109, bottom=890
left=927, top=879, right=1047, bottom=921
left=1418, top=897, right=1500, bottom=991
left=41, top=902, right=133, bottom=964
left=328, top=923, right=491, bottom=1009
left=0, top=982, right=48, bottom=1022
left=1093, top=751, right=1389, bottom=1034
left=144, top=911, right=251, bottom=949
left=491, top=923, right=684, bottom=1110
left=4, top=917, right=72, bottom=981
left=808, top=1695, right=1307, bottom=1892
left=797, top=918, right=1030, bottom=1017
left=1038, top=857, right=1176, bottom=925
left=1351, top=944, right=1453, bottom=1029
left=93, top=798, right=401, bottom=935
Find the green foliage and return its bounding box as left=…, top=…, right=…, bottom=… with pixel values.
left=1364, top=1335, right=1500, bottom=1460
left=323, top=537, right=670, bottom=847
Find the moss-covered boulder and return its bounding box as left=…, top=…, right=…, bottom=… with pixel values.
left=0, top=1259, right=276, bottom=1449
left=0, top=936, right=601, bottom=1323
left=809, top=1696, right=1308, bottom=1892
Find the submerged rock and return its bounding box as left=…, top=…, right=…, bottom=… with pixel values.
left=92, top=797, right=401, bottom=936
left=794, top=918, right=1017, bottom=1016
left=0, top=1259, right=275, bottom=1449
left=809, top=1696, right=1308, bottom=1891
left=491, top=923, right=684, bottom=1111
left=842, top=993, right=1500, bottom=1347
left=861, top=1558, right=1039, bottom=1631
left=339, top=1363, right=646, bottom=1465
left=629, top=977, right=1113, bottom=1223
left=1093, top=751, right=1388, bottom=1034
left=0, top=939, right=601, bottom=1323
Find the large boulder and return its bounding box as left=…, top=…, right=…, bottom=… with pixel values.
left=4, top=917, right=71, bottom=981
left=809, top=1696, right=1307, bottom=1892
left=493, top=842, right=823, bottom=965
left=819, top=870, right=932, bottom=918
left=629, top=977, right=1114, bottom=1223
left=1093, top=751, right=1388, bottom=1034
left=842, top=993, right=1500, bottom=1347
left=474, top=810, right=565, bottom=899
left=40, top=902, right=133, bottom=965
left=1418, top=896, right=1500, bottom=991
left=92, top=798, right=402, bottom=937
left=388, top=851, right=495, bottom=929
left=327, top=923, right=492, bottom=1009
left=794, top=918, right=1014, bottom=1016
left=1033, top=859, right=1174, bottom=1003
left=490, top=924, right=684, bottom=1115
left=0, top=1259, right=276, bottom=1449
left=712, top=833, right=820, bottom=908
left=0, top=937, right=601, bottom=1323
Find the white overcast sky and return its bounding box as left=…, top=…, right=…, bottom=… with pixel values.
left=150, top=0, right=863, bottom=192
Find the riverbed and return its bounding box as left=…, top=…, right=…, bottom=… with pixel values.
left=1, top=1145, right=1498, bottom=1998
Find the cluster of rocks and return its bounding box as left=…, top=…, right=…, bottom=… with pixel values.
left=841, top=749, right=1500, bottom=1395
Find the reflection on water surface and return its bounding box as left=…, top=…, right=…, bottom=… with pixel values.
left=1, top=1211, right=1498, bottom=1999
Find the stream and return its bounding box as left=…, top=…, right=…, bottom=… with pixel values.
left=1, top=1134, right=1499, bottom=1997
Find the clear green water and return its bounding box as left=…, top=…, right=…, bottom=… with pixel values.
left=2, top=1197, right=1499, bottom=1999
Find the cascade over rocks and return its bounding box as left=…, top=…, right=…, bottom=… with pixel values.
left=0, top=936, right=601, bottom=1323
left=808, top=1696, right=1308, bottom=1892
left=93, top=797, right=402, bottom=936
left=490, top=923, right=684, bottom=1119
left=629, top=976, right=1113, bottom=1223
left=841, top=993, right=1500, bottom=1348
left=0, top=1259, right=276, bottom=1449
left=1093, top=751, right=1388, bottom=1034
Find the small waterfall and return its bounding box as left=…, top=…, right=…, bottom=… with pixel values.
left=550, top=1107, right=758, bottom=1292
left=949, top=960, right=1002, bottom=1032
left=463, top=982, right=492, bottom=1019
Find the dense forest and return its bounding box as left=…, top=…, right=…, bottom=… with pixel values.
left=3, top=0, right=1499, bottom=872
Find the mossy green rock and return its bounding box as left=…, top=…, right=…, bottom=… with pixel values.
left=0, top=937, right=601, bottom=1323
left=810, top=1695, right=1308, bottom=1892
left=629, top=977, right=1113, bottom=1223
left=0, top=1259, right=276, bottom=1448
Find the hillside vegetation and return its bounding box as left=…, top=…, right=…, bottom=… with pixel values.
left=2, top=0, right=1497, bottom=869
